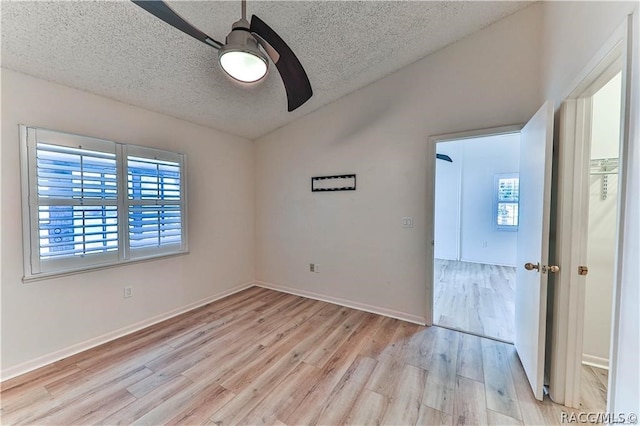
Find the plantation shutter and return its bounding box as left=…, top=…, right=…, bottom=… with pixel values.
left=126, top=146, right=185, bottom=258
left=21, top=126, right=188, bottom=279
left=496, top=175, right=520, bottom=228
left=31, top=130, right=119, bottom=273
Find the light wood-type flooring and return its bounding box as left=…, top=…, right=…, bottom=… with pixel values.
left=1, top=287, right=600, bottom=425
left=434, top=260, right=516, bottom=342
left=580, top=365, right=608, bottom=412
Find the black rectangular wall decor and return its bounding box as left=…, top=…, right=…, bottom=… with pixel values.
left=311, top=174, right=356, bottom=192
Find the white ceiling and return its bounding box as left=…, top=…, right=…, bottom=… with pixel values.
left=1, top=1, right=531, bottom=139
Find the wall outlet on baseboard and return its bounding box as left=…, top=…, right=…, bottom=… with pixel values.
left=124, top=287, right=133, bottom=298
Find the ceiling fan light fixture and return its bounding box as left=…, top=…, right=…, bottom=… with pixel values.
left=219, top=21, right=268, bottom=83
left=132, top=1, right=313, bottom=110
left=219, top=49, right=267, bottom=83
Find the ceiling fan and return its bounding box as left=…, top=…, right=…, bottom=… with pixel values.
left=132, top=0, right=313, bottom=112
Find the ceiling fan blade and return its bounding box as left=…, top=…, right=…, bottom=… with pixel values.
left=132, top=1, right=223, bottom=49
left=250, top=15, right=312, bottom=112
left=436, top=153, right=453, bottom=162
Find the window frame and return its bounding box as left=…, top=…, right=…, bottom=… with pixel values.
left=494, top=172, right=520, bottom=232
left=20, top=125, right=188, bottom=281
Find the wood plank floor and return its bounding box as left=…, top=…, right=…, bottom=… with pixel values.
left=434, top=259, right=516, bottom=342
left=1, top=287, right=595, bottom=425
left=580, top=365, right=608, bottom=412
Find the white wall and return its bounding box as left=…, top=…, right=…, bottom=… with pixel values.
left=460, top=134, right=520, bottom=266
left=434, top=142, right=461, bottom=261
left=434, top=134, right=520, bottom=266
left=0, top=70, right=255, bottom=377
left=255, top=4, right=542, bottom=322
left=591, top=73, right=623, bottom=159
left=583, top=73, right=622, bottom=368
left=541, top=1, right=639, bottom=413
left=583, top=174, right=617, bottom=367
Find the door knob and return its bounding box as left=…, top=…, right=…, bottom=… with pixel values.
left=524, top=262, right=540, bottom=271
left=544, top=265, right=560, bottom=273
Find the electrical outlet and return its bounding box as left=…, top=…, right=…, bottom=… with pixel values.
left=310, top=263, right=315, bottom=272
left=402, top=217, right=413, bottom=228
left=124, top=287, right=133, bottom=298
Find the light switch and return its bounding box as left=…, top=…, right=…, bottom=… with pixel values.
left=402, top=217, right=413, bottom=228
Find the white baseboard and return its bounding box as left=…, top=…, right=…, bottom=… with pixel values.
left=0, top=281, right=254, bottom=382
left=255, top=281, right=426, bottom=326
left=582, top=354, right=610, bottom=370
left=458, top=258, right=516, bottom=268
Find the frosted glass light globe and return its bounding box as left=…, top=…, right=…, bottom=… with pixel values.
left=219, top=50, right=268, bottom=83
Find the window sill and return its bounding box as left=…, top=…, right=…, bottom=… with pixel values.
left=496, top=227, right=519, bottom=232
left=22, top=251, right=190, bottom=283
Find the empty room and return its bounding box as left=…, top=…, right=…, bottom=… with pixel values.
left=1, top=1, right=638, bottom=425
left=433, top=133, right=520, bottom=343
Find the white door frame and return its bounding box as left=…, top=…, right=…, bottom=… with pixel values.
left=548, top=16, right=633, bottom=409
left=426, top=125, right=522, bottom=326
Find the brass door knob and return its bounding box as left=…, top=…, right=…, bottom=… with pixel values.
left=545, top=265, right=560, bottom=273
left=524, top=262, right=540, bottom=271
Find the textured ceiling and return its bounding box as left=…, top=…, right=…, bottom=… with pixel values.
left=1, top=1, right=531, bottom=139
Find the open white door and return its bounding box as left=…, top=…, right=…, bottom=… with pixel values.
left=515, top=101, right=555, bottom=401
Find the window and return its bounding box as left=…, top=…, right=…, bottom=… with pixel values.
left=126, top=147, right=184, bottom=258
left=494, top=173, right=519, bottom=231
left=21, top=126, right=187, bottom=279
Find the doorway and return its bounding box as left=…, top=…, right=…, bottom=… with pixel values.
left=549, top=29, right=632, bottom=409
left=579, top=71, right=623, bottom=412
left=433, top=133, right=520, bottom=343
left=428, top=104, right=555, bottom=402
